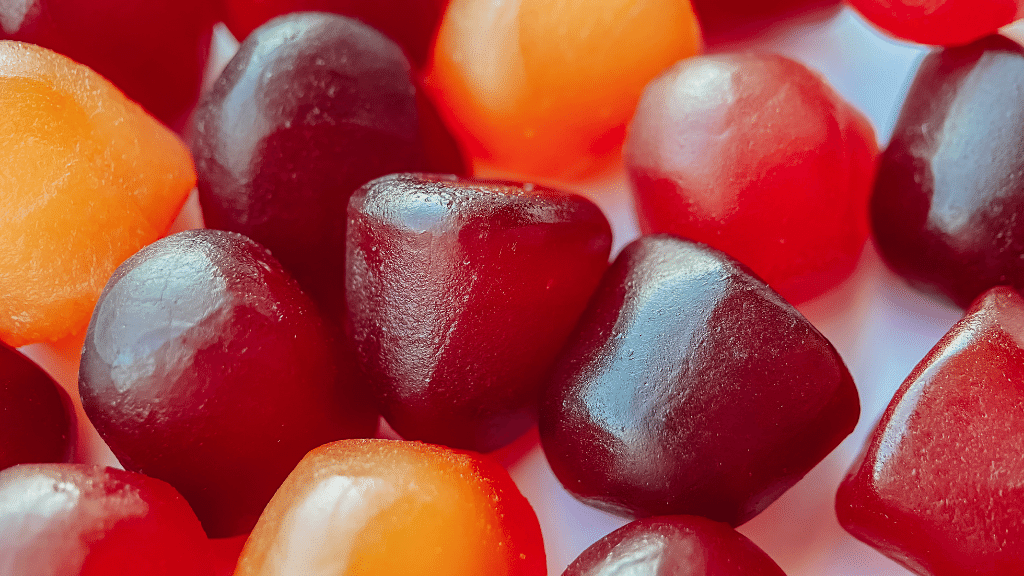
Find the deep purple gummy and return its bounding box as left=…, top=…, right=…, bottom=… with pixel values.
left=0, top=343, right=75, bottom=471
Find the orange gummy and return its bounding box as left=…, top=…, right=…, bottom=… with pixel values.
left=235, top=439, right=547, bottom=576
left=0, top=42, right=196, bottom=346
left=425, top=0, right=702, bottom=181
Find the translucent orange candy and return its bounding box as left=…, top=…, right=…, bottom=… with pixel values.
left=0, top=42, right=196, bottom=346
left=235, top=439, right=546, bottom=576
left=425, top=0, right=702, bottom=180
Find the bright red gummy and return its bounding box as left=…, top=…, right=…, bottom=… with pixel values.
left=848, top=0, right=1022, bottom=46
left=837, top=286, right=1024, bottom=576
left=626, top=53, right=877, bottom=304
left=0, top=0, right=215, bottom=128
left=563, top=516, right=786, bottom=576
left=347, top=174, right=612, bottom=452
left=79, top=230, right=377, bottom=538
left=0, top=342, right=75, bottom=470
left=0, top=464, right=215, bottom=576
left=219, top=0, right=449, bottom=66
left=540, top=235, right=859, bottom=526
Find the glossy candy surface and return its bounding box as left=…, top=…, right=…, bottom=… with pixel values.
left=220, top=0, right=449, bottom=66
left=540, top=235, right=860, bottom=526
left=871, top=36, right=1024, bottom=308
left=563, top=516, right=786, bottom=576
left=235, top=439, right=547, bottom=576
left=79, top=230, right=377, bottom=538
left=426, top=0, right=702, bottom=180
left=848, top=0, right=1021, bottom=46
left=0, top=464, right=215, bottom=576
left=191, top=12, right=427, bottom=315
left=347, top=174, right=612, bottom=451
left=837, top=287, right=1024, bottom=576
left=0, top=0, right=215, bottom=128
left=0, top=342, right=74, bottom=471
left=626, top=54, right=877, bottom=304
left=0, top=42, right=197, bottom=347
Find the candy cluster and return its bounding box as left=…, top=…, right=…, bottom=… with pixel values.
left=2, top=1, right=1024, bottom=575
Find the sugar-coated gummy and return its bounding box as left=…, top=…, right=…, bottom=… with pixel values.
left=79, top=229, right=377, bottom=538
left=540, top=235, right=860, bottom=526
left=347, top=173, right=612, bottom=452
left=837, top=286, right=1024, bottom=576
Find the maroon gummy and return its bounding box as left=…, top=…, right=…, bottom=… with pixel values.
left=540, top=235, right=859, bottom=526
left=347, top=174, right=612, bottom=452
left=219, top=0, right=449, bottom=67
left=871, top=36, right=1024, bottom=308
left=190, top=12, right=429, bottom=317
left=837, top=286, right=1024, bottom=576
left=79, top=230, right=377, bottom=538
left=564, top=516, right=786, bottom=576
left=0, top=0, right=215, bottom=129
left=0, top=342, right=75, bottom=470
left=0, top=464, right=215, bottom=576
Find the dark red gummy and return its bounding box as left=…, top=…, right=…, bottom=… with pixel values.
left=79, top=229, right=377, bottom=538
left=540, top=235, right=859, bottom=526
left=347, top=174, right=612, bottom=452
left=626, top=54, right=876, bottom=304
left=692, top=0, right=840, bottom=41
left=837, top=286, right=1024, bottom=576
left=190, top=12, right=430, bottom=317
left=848, top=0, right=1020, bottom=46
left=0, top=0, right=215, bottom=128
left=871, top=36, right=1024, bottom=308
left=0, top=464, right=215, bottom=575
left=0, top=342, right=74, bottom=470
left=564, top=515, right=786, bottom=576
left=220, top=0, right=449, bottom=67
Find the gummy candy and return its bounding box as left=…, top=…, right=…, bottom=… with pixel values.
left=837, top=286, right=1024, bottom=576
left=425, top=0, right=702, bottom=180
left=626, top=53, right=877, bottom=303
left=235, top=439, right=546, bottom=576
left=79, top=230, right=377, bottom=538
left=347, top=174, right=612, bottom=451
left=849, top=0, right=1022, bottom=46
left=540, top=235, right=859, bottom=526
left=0, top=42, right=196, bottom=347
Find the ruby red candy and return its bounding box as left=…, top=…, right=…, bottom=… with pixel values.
left=540, top=234, right=860, bottom=526
left=625, top=53, right=877, bottom=304
left=0, top=0, right=216, bottom=129
left=563, top=515, right=786, bottom=576
left=848, top=0, right=1022, bottom=46
left=0, top=342, right=75, bottom=471
left=78, top=229, right=377, bottom=538
left=837, top=286, right=1024, bottom=576
left=190, top=12, right=432, bottom=318
left=347, top=174, right=612, bottom=452
left=871, top=35, right=1024, bottom=309
left=0, top=464, right=215, bottom=575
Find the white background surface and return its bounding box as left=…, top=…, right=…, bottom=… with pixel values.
left=20, top=6, right=1011, bottom=575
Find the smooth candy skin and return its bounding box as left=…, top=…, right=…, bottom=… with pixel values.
left=347, top=174, right=612, bottom=452
left=563, top=516, right=787, bottom=576
left=235, top=439, right=547, bottom=576
left=79, top=230, right=378, bottom=538
left=837, top=287, right=1024, bottom=576
left=0, top=342, right=75, bottom=470
left=871, top=37, right=1024, bottom=308
left=0, top=0, right=215, bottom=128
left=425, top=0, right=702, bottom=180
left=191, top=13, right=427, bottom=316
left=848, top=0, right=1021, bottom=46
left=0, top=464, right=215, bottom=576
left=540, top=235, right=860, bottom=526
left=0, top=42, right=196, bottom=347
left=626, top=54, right=877, bottom=304
left=220, top=0, right=449, bottom=66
